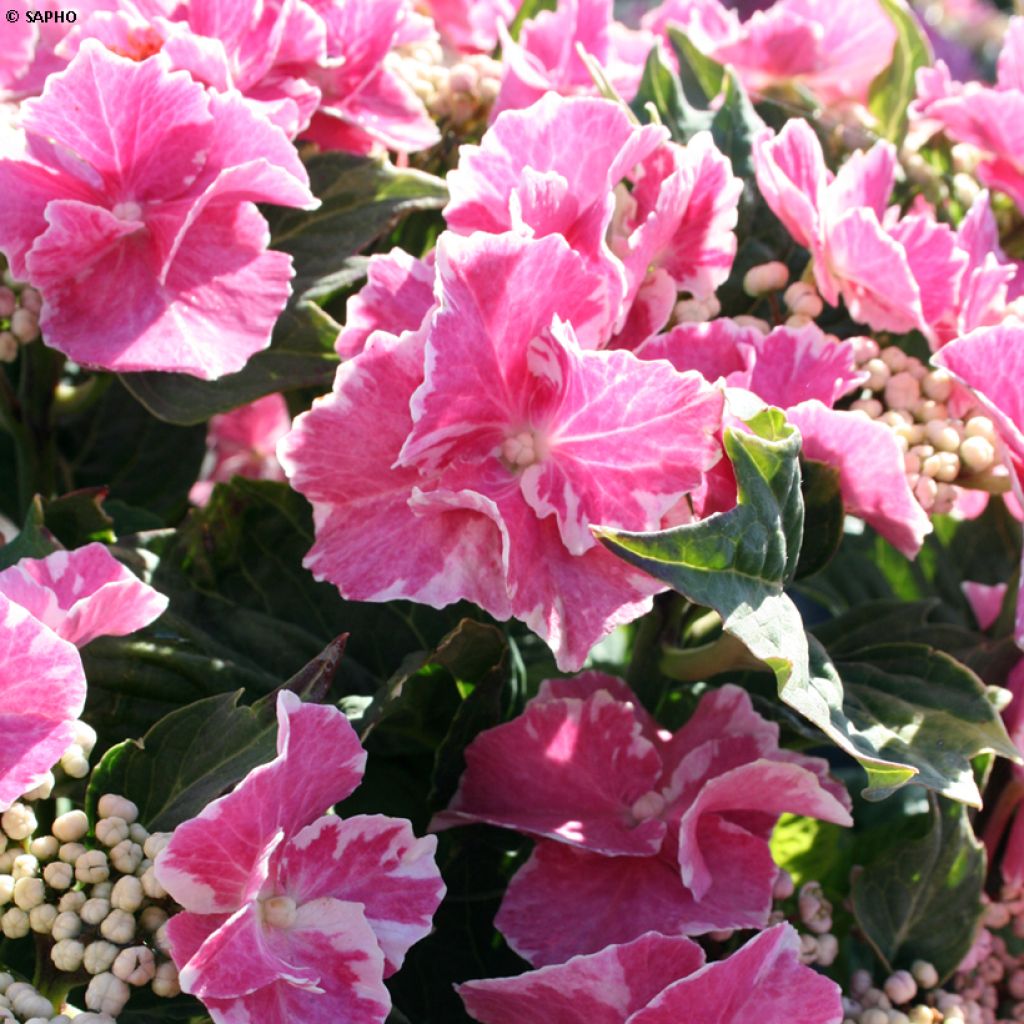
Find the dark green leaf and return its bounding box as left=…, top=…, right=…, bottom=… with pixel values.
left=868, top=0, right=933, bottom=143
left=667, top=28, right=726, bottom=105
left=851, top=796, right=984, bottom=979
left=796, top=459, right=843, bottom=578
left=42, top=488, right=115, bottom=548
left=120, top=301, right=339, bottom=426
left=267, top=153, right=448, bottom=299
left=630, top=43, right=712, bottom=140
left=0, top=497, right=58, bottom=567
left=85, top=638, right=344, bottom=830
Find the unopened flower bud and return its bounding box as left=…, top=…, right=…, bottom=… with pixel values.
left=907, top=1006, right=932, bottom=1024
left=0, top=877, right=12, bottom=905
left=152, top=960, right=180, bottom=998
left=128, top=823, right=149, bottom=845
left=139, top=906, right=167, bottom=933
left=97, top=795, right=138, bottom=824
left=59, top=842, right=87, bottom=866
left=73, top=720, right=98, bottom=756
left=12, top=854, right=38, bottom=880
left=965, top=416, right=996, bottom=443
left=81, top=897, right=111, bottom=926
left=914, top=475, right=938, bottom=509
left=924, top=419, right=962, bottom=452
left=881, top=347, right=908, bottom=372
left=110, top=840, right=143, bottom=875
left=862, top=1007, right=890, bottom=1024
left=51, top=938, right=85, bottom=972
left=12, top=877, right=44, bottom=910
left=83, top=940, right=119, bottom=975
left=1, top=907, right=29, bottom=938
left=733, top=315, right=771, bottom=335
left=143, top=833, right=172, bottom=860
left=0, top=288, right=14, bottom=318
left=798, top=882, right=832, bottom=933
left=60, top=744, right=90, bottom=779
left=91, top=880, right=112, bottom=899
left=884, top=970, right=917, bottom=1005
left=918, top=400, right=948, bottom=422
left=852, top=398, right=884, bottom=418
left=51, top=910, right=81, bottom=941
left=100, top=908, right=136, bottom=944
left=141, top=865, right=166, bottom=899
left=773, top=869, right=795, bottom=901
left=85, top=972, right=130, bottom=1017
left=885, top=372, right=921, bottom=411
left=28, top=835, right=57, bottom=861
left=2, top=803, right=36, bottom=841
left=153, top=921, right=171, bottom=953
left=113, top=945, right=155, bottom=986
left=744, top=261, right=789, bottom=296
left=921, top=370, right=953, bottom=402
left=816, top=932, right=839, bottom=966
left=10, top=990, right=50, bottom=1020
left=28, top=902, right=56, bottom=933
left=9, top=308, right=38, bottom=343
left=95, top=817, right=129, bottom=848
left=53, top=810, right=89, bottom=843
left=960, top=435, right=996, bottom=474
left=798, top=932, right=817, bottom=963
left=58, top=891, right=86, bottom=914
left=43, top=861, right=73, bottom=890
left=76, top=850, right=109, bottom=885
left=785, top=283, right=824, bottom=318
left=19, top=288, right=41, bottom=315
left=110, top=875, right=144, bottom=914
left=865, top=358, right=891, bottom=391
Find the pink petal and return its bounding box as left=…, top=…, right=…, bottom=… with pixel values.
left=337, top=249, right=435, bottom=359
left=424, top=0, right=520, bottom=53
left=886, top=213, right=966, bottom=330
left=0, top=594, right=85, bottom=811
left=155, top=693, right=367, bottom=914
left=753, top=120, right=827, bottom=253
left=433, top=692, right=666, bottom=855
left=746, top=324, right=866, bottom=408
left=962, top=581, right=1008, bottom=631
left=786, top=401, right=931, bottom=558
left=496, top=827, right=778, bottom=966
left=458, top=931, right=705, bottom=1024
left=609, top=268, right=677, bottom=352
left=0, top=543, right=167, bottom=648
left=276, top=815, right=444, bottom=976
left=828, top=139, right=896, bottom=220
left=278, top=329, right=511, bottom=616
left=637, top=319, right=759, bottom=387
left=999, top=17, right=1024, bottom=92
left=627, top=923, right=842, bottom=1024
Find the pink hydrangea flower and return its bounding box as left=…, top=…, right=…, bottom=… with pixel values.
left=609, top=131, right=742, bottom=349
left=0, top=543, right=168, bottom=810
left=155, top=691, right=445, bottom=1024
left=445, top=93, right=668, bottom=345
left=646, top=0, right=897, bottom=106
left=640, top=319, right=930, bottom=557
left=336, top=248, right=436, bottom=359
left=434, top=675, right=851, bottom=965
left=753, top=118, right=966, bottom=343
left=61, top=0, right=327, bottom=139
left=0, top=41, right=317, bottom=379
left=494, top=0, right=653, bottom=117
left=911, top=18, right=1024, bottom=210
left=280, top=231, right=724, bottom=670
left=459, top=922, right=842, bottom=1024
left=190, top=393, right=292, bottom=506
left=301, top=0, right=440, bottom=155
left=421, top=0, right=522, bottom=53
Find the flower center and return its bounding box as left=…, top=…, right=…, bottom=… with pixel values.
left=111, top=201, right=143, bottom=222
left=500, top=430, right=544, bottom=471
left=260, top=895, right=297, bottom=929
left=630, top=790, right=666, bottom=822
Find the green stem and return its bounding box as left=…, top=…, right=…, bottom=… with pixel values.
left=12, top=343, right=65, bottom=516
left=660, top=632, right=763, bottom=682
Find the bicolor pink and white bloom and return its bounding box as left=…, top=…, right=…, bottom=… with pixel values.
left=493, top=0, right=653, bottom=117
left=0, top=543, right=168, bottom=809
left=639, top=320, right=930, bottom=557
left=434, top=675, right=852, bottom=965
left=0, top=41, right=317, bottom=379
left=645, top=0, right=897, bottom=107
left=444, top=93, right=669, bottom=345
left=190, top=393, right=292, bottom=506
left=421, top=0, right=522, bottom=53
left=155, top=691, right=445, bottom=1024
left=280, top=231, right=724, bottom=670
left=911, top=18, right=1024, bottom=211
left=753, top=118, right=965, bottom=343
left=459, top=922, right=842, bottom=1024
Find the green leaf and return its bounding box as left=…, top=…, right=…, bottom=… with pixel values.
left=868, top=0, right=933, bottom=143
left=41, top=488, right=115, bottom=549
left=266, top=152, right=448, bottom=299
left=667, top=28, right=726, bottom=106
left=851, top=796, right=985, bottom=979
left=85, top=637, right=345, bottom=830
left=120, top=301, right=340, bottom=426
left=596, top=411, right=922, bottom=799
left=507, top=0, right=556, bottom=41
left=836, top=643, right=1019, bottom=806
left=0, top=497, right=58, bottom=569
left=796, top=459, right=843, bottom=578
left=630, top=43, right=713, bottom=140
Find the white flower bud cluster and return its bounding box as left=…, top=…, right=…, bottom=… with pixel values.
left=0, top=284, right=42, bottom=364
left=0, top=795, right=181, bottom=1020
left=390, top=39, right=501, bottom=135
left=57, top=721, right=98, bottom=782
left=0, top=970, right=87, bottom=1023
left=739, top=262, right=825, bottom=329
left=849, top=340, right=1006, bottom=517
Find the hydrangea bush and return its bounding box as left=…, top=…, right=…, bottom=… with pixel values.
left=3, top=0, right=1024, bottom=1021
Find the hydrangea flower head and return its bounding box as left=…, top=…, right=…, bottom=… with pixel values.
left=434, top=675, right=851, bottom=965
left=281, top=231, right=724, bottom=670
left=0, top=543, right=168, bottom=810
left=156, top=691, right=445, bottom=1024
left=0, top=41, right=317, bottom=379
left=459, top=923, right=842, bottom=1024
